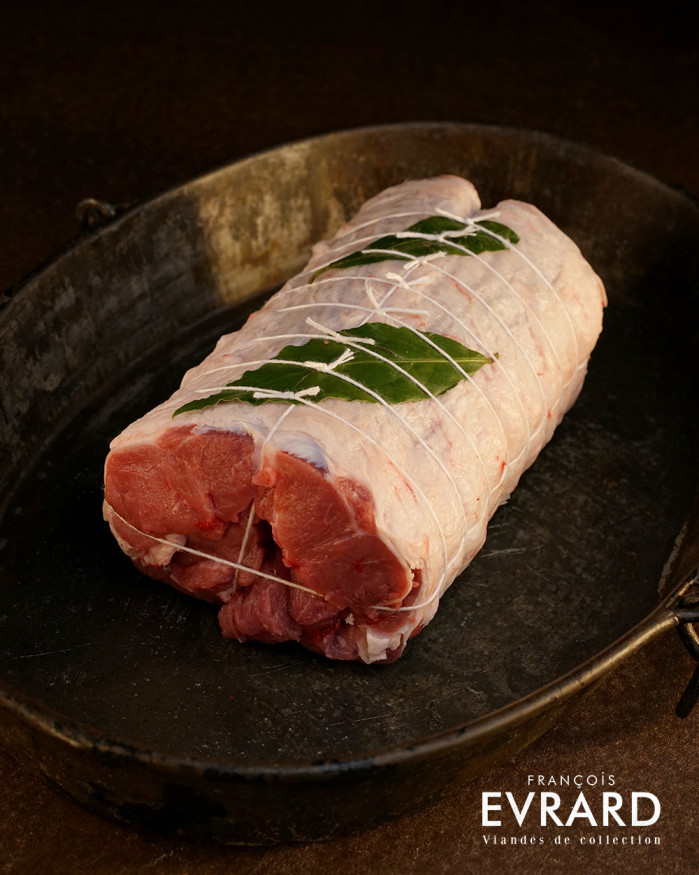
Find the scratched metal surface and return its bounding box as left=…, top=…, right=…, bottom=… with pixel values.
left=0, top=125, right=697, bottom=803
left=0, top=292, right=694, bottom=763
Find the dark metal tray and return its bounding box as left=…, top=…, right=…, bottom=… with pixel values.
left=1, top=123, right=698, bottom=844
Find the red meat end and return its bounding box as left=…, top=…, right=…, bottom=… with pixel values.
left=104, top=426, right=414, bottom=660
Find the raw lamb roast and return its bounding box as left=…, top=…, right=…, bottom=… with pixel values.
left=103, top=175, right=606, bottom=663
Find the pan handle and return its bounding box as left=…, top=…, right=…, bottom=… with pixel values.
left=670, top=570, right=699, bottom=718
left=75, top=198, right=131, bottom=231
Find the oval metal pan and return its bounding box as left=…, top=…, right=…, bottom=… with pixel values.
left=1, top=124, right=698, bottom=844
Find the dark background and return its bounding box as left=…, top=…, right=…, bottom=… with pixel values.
left=1, top=1, right=698, bottom=872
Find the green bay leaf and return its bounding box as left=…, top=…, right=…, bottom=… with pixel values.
left=309, top=216, right=519, bottom=282
left=173, top=322, right=492, bottom=416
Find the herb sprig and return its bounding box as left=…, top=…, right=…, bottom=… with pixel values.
left=309, top=216, right=519, bottom=282
left=173, top=322, right=492, bottom=416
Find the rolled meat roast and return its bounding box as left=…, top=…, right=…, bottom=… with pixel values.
left=103, top=175, right=606, bottom=663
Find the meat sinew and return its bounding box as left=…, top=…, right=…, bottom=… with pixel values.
left=103, top=175, right=606, bottom=663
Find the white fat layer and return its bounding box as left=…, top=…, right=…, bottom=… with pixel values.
left=143, top=533, right=186, bottom=566
left=358, top=627, right=406, bottom=664
left=268, top=432, right=328, bottom=470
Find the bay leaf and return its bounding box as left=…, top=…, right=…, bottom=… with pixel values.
left=173, top=321, right=492, bottom=415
